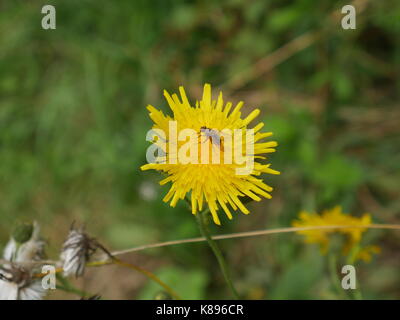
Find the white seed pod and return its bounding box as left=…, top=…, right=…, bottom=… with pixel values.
left=0, top=264, right=46, bottom=300
left=0, top=222, right=47, bottom=300
left=60, top=226, right=99, bottom=278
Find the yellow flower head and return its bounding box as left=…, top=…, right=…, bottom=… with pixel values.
left=355, top=245, right=381, bottom=263
left=292, top=206, right=378, bottom=261
left=141, top=84, right=280, bottom=225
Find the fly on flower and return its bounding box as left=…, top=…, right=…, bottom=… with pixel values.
left=199, top=126, right=222, bottom=148
left=141, top=84, right=280, bottom=225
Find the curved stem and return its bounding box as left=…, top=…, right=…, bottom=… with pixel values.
left=113, top=258, right=181, bottom=300
left=195, top=209, right=240, bottom=299
left=89, top=258, right=181, bottom=300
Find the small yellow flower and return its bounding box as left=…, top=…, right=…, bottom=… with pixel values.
left=355, top=245, right=381, bottom=263
left=292, top=206, right=379, bottom=261
left=141, top=84, right=279, bottom=225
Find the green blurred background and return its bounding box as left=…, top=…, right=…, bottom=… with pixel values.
left=0, top=0, right=399, bottom=299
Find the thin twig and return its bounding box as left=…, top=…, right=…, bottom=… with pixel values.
left=110, top=223, right=400, bottom=257
left=3, top=223, right=398, bottom=267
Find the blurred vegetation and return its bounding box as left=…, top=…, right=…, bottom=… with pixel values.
left=0, top=0, right=399, bottom=299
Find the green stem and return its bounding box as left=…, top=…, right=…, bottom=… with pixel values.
left=57, top=275, right=95, bottom=298
left=86, top=259, right=181, bottom=300
left=112, top=258, right=182, bottom=300
left=195, top=209, right=240, bottom=299
left=328, top=253, right=348, bottom=300
left=346, top=248, right=363, bottom=300
left=352, top=288, right=363, bottom=300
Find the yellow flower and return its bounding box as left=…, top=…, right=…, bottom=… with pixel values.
left=141, top=84, right=279, bottom=225
left=354, top=245, right=381, bottom=263
left=292, top=206, right=379, bottom=261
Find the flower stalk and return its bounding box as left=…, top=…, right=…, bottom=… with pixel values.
left=195, top=209, right=240, bottom=299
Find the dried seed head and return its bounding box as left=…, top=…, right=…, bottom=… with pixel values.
left=0, top=264, right=46, bottom=300
left=60, top=224, right=110, bottom=278
left=0, top=222, right=47, bottom=300
left=61, top=227, right=90, bottom=277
